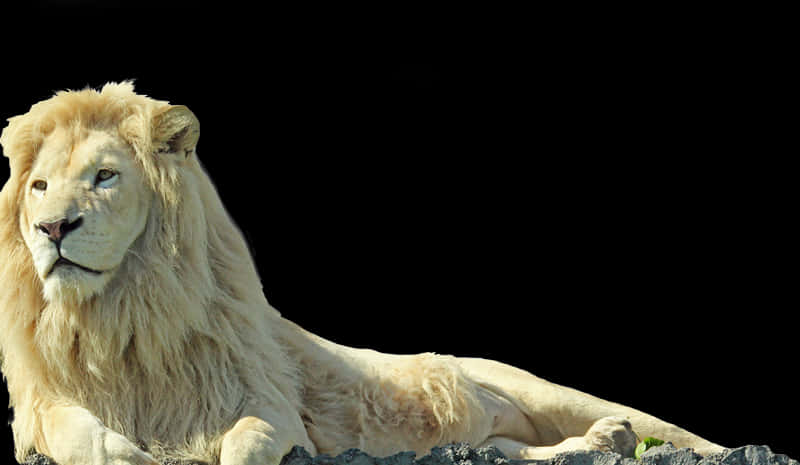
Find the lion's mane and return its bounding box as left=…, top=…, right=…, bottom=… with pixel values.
left=0, top=82, right=301, bottom=463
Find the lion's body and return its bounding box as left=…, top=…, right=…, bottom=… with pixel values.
left=0, top=83, right=724, bottom=465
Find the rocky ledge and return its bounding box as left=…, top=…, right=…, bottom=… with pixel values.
left=279, top=443, right=797, bottom=465
left=21, top=442, right=799, bottom=465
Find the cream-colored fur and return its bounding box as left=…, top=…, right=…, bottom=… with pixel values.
left=0, top=83, right=725, bottom=465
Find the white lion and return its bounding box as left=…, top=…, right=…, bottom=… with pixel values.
left=0, top=82, right=724, bottom=465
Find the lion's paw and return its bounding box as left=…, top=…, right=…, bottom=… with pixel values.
left=102, top=430, right=159, bottom=465
left=583, top=416, right=638, bottom=457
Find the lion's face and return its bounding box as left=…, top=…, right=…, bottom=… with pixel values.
left=19, top=127, right=151, bottom=302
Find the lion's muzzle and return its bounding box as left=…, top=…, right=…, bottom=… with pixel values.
left=36, top=216, right=83, bottom=246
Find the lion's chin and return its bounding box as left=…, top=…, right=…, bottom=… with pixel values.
left=42, top=264, right=113, bottom=304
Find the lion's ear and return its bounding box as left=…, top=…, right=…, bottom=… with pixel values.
left=152, top=105, right=200, bottom=159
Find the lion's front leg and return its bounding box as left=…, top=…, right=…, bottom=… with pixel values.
left=39, top=405, right=158, bottom=465
left=220, top=417, right=284, bottom=465
left=220, top=414, right=317, bottom=465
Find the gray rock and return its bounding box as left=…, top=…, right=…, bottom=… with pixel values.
left=21, top=453, right=57, bottom=465
left=715, top=445, right=798, bottom=465
left=550, top=449, right=630, bottom=465
left=639, top=442, right=702, bottom=465
left=19, top=443, right=799, bottom=465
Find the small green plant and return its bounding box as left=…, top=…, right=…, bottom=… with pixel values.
left=634, top=437, right=665, bottom=459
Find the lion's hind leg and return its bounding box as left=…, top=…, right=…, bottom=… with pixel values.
left=458, top=357, right=725, bottom=457
left=474, top=382, right=637, bottom=459
left=354, top=353, right=492, bottom=455
left=311, top=352, right=516, bottom=457
left=478, top=417, right=637, bottom=460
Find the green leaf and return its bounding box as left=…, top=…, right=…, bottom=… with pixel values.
left=634, top=442, right=647, bottom=459
left=634, top=437, right=665, bottom=459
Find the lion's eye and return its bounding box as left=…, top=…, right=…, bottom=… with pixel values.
left=95, top=169, right=118, bottom=186
left=32, top=180, right=47, bottom=191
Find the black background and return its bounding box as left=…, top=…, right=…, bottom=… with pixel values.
left=1, top=5, right=794, bottom=462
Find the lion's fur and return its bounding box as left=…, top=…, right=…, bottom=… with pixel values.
left=0, top=82, right=303, bottom=462
left=1, top=82, right=726, bottom=465
left=0, top=83, right=483, bottom=463
left=292, top=341, right=486, bottom=457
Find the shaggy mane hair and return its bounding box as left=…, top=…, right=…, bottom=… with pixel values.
left=0, top=82, right=301, bottom=463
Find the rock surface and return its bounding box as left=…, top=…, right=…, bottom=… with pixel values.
left=20, top=442, right=799, bottom=465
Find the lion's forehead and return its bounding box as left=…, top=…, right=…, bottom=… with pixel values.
left=33, top=128, right=133, bottom=181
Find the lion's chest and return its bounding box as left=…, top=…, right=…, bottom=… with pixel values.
left=39, top=329, right=249, bottom=451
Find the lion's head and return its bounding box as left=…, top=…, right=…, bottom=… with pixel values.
left=1, top=82, right=199, bottom=303
left=18, top=125, right=151, bottom=301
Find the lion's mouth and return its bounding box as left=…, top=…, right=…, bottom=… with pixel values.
left=47, top=257, right=103, bottom=276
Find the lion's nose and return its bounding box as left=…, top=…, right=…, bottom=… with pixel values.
left=36, top=217, right=83, bottom=244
